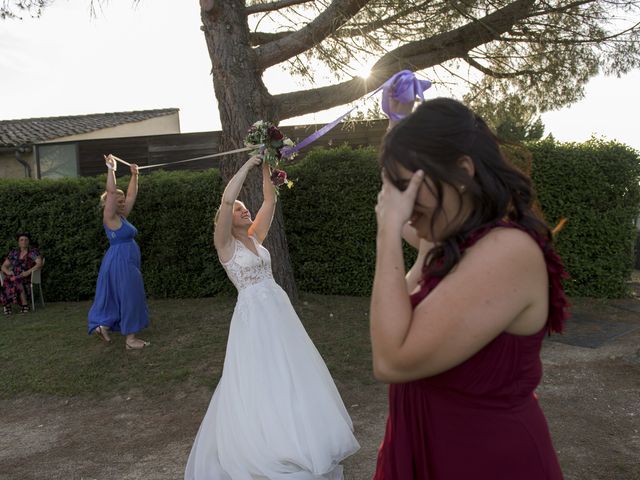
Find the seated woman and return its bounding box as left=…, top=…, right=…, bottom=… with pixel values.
left=1, top=232, right=43, bottom=315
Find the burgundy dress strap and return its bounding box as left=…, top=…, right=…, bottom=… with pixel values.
left=413, top=220, right=570, bottom=333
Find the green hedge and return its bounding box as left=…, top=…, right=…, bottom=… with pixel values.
left=1, top=176, right=106, bottom=301
left=529, top=139, right=640, bottom=297
left=1, top=140, right=638, bottom=300
left=0, top=170, right=230, bottom=301
left=281, top=146, right=416, bottom=295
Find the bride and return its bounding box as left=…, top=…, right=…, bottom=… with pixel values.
left=185, top=155, right=360, bottom=480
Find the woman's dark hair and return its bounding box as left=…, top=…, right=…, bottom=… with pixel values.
left=16, top=232, right=32, bottom=243
left=380, top=97, right=550, bottom=277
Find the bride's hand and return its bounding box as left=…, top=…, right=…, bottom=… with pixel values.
left=243, top=155, right=263, bottom=170
left=388, top=95, right=415, bottom=120
left=387, top=95, right=415, bottom=131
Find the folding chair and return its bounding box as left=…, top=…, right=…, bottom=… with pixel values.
left=31, top=258, right=45, bottom=311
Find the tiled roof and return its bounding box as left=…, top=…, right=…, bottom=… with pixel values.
left=0, top=108, right=179, bottom=147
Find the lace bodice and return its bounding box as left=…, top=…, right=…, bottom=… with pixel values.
left=220, top=237, right=274, bottom=290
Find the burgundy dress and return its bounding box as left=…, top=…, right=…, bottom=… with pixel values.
left=374, top=222, right=569, bottom=480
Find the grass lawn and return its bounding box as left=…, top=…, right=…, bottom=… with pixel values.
left=0, top=294, right=374, bottom=398
left=1, top=293, right=639, bottom=479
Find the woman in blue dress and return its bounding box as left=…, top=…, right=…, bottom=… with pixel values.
left=88, top=154, right=150, bottom=350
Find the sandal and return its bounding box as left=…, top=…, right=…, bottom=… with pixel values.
left=3, top=306, right=11, bottom=316
left=94, top=326, right=112, bottom=343
left=20, top=304, right=30, bottom=314
left=125, top=340, right=150, bottom=350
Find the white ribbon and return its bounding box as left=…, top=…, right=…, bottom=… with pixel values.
left=111, top=145, right=260, bottom=171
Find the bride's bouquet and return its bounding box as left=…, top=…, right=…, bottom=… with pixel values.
left=245, top=120, right=295, bottom=190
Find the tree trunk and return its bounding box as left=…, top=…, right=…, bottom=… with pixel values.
left=201, top=0, right=298, bottom=300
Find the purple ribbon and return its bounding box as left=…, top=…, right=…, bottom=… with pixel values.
left=280, top=70, right=431, bottom=158
left=381, top=70, right=432, bottom=122
left=280, top=107, right=357, bottom=158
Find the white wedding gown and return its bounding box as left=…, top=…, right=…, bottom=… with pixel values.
left=185, top=236, right=360, bottom=480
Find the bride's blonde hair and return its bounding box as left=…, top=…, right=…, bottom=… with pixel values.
left=99, top=189, right=125, bottom=208
left=213, top=200, right=246, bottom=226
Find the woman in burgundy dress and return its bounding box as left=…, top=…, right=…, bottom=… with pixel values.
left=371, top=97, right=568, bottom=479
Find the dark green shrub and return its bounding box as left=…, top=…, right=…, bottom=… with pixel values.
left=529, top=139, right=640, bottom=297
left=281, top=147, right=379, bottom=295
left=281, top=140, right=640, bottom=298
left=131, top=169, right=232, bottom=298
left=281, top=145, right=416, bottom=295
left=0, top=170, right=231, bottom=301
left=1, top=139, right=637, bottom=300
left=0, top=176, right=105, bottom=301
left=635, top=231, right=640, bottom=270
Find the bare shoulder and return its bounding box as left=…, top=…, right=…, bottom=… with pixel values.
left=464, top=226, right=544, bottom=267
left=450, top=225, right=548, bottom=300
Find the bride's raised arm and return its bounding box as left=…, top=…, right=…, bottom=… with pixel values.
left=248, top=160, right=277, bottom=243
left=214, top=155, right=262, bottom=258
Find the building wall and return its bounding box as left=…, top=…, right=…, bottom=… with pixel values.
left=1, top=117, right=387, bottom=179
left=75, top=119, right=390, bottom=177
left=0, top=150, right=36, bottom=179
left=0, top=113, right=180, bottom=179
left=42, top=113, right=180, bottom=143
left=77, top=131, right=219, bottom=176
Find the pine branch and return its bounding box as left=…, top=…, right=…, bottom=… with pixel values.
left=255, top=0, right=372, bottom=69
left=338, top=1, right=433, bottom=37
left=463, top=55, right=546, bottom=78
left=250, top=31, right=292, bottom=45
left=249, top=1, right=438, bottom=45
left=275, top=0, right=537, bottom=119
left=245, top=0, right=315, bottom=15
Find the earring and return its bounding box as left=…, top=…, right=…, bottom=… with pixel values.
left=459, top=185, right=466, bottom=193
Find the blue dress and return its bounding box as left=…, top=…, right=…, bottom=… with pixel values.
left=88, top=217, right=149, bottom=336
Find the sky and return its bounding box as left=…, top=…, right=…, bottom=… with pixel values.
left=1, top=0, right=639, bottom=151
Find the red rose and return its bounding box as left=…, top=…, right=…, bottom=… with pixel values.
left=270, top=168, right=288, bottom=187
left=268, top=125, right=284, bottom=141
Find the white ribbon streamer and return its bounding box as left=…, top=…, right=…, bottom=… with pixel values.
left=111, top=145, right=259, bottom=171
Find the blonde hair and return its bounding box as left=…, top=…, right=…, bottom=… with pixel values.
left=213, top=200, right=244, bottom=226
left=99, top=189, right=125, bottom=208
